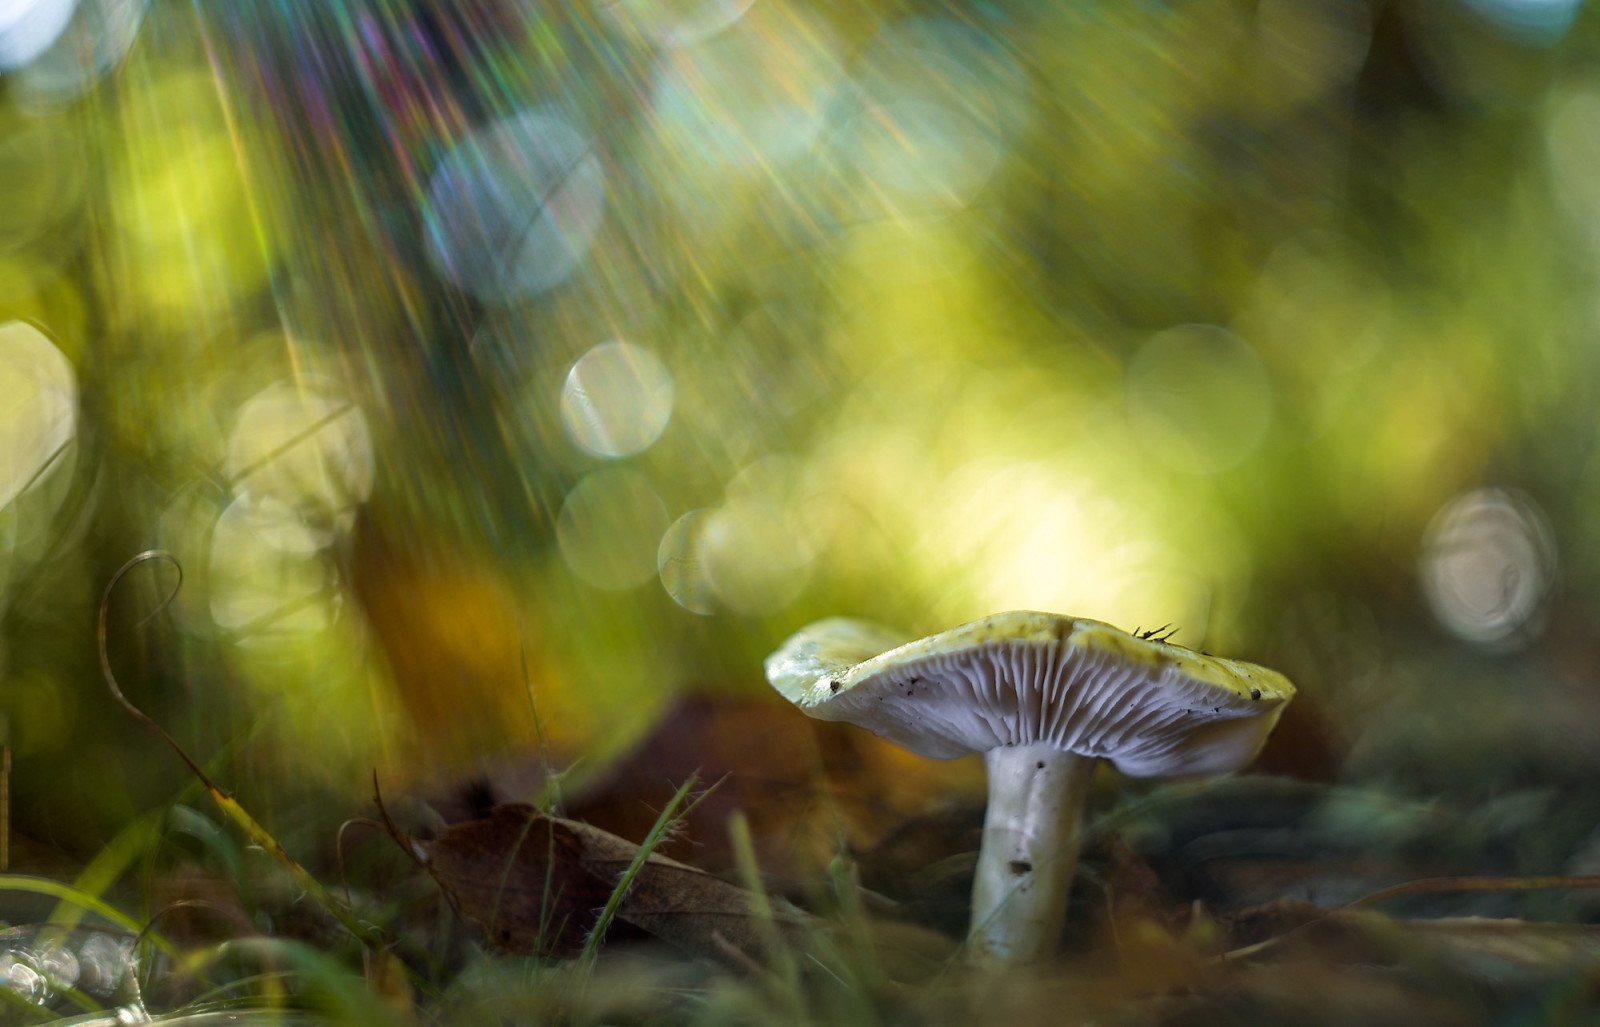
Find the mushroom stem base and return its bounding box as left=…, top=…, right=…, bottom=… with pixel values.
left=968, top=744, right=1096, bottom=964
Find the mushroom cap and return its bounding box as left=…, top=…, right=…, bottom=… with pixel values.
left=764, top=611, right=1294, bottom=777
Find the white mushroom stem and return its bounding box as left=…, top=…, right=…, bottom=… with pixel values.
left=968, top=743, right=1097, bottom=964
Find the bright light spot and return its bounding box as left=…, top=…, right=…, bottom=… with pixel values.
left=424, top=109, right=605, bottom=303
left=1463, top=0, right=1581, bottom=46
left=1126, top=324, right=1273, bottom=474
left=601, top=0, right=754, bottom=46
left=208, top=497, right=336, bottom=642
left=557, top=469, right=669, bottom=591
left=699, top=457, right=827, bottom=615
left=0, top=0, right=75, bottom=70
left=224, top=379, right=373, bottom=552
left=232, top=495, right=327, bottom=555
left=30, top=945, right=78, bottom=991
left=11, top=0, right=146, bottom=113
left=0, top=957, right=45, bottom=1004
left=0, top=321, right=75, bottom=510
left=657, top=507, right=716, bottom=614
left=1422, top=487, right=1555, bottom=646
left=699, top=497, right=806, bottom=614
left=928, top=459, right=1209, bottom=631
left=649, top=4, right=841, bottom=173
left=560, top=341, right=675, bottom=458
left=74, top=933, right=133, bottom=997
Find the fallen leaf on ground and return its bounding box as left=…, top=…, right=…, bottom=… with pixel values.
left=416, top=807, right=613, bottom=958
left=436, top=695, right=985, bottom=883
left=410, top=803, right=815, bottom=967
left=555, top=815, right=814, bottom=964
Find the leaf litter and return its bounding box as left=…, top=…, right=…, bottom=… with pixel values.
left=8, top=552, right=1599, bottom=1024
left=400, top=801, right=816, bottom=969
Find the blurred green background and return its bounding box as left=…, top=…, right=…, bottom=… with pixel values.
left=2, top=0, right=1599, bottom=860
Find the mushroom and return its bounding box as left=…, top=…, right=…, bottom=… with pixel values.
left=764, top=610, right=1294, bottom=965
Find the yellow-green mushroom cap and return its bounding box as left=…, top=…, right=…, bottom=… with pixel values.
left=764, top=611, right=1294, bottom=777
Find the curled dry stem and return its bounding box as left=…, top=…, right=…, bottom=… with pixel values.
left=98, top=551, right=389, bottom=952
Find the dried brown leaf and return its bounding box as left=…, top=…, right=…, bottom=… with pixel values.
left=414, top=804, right=815, bottom=967
left=420, top=805, right=613, bottom=958
left=445, top=696, right=984, bottom=882
left=557, top=816, right=813, bottom=964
